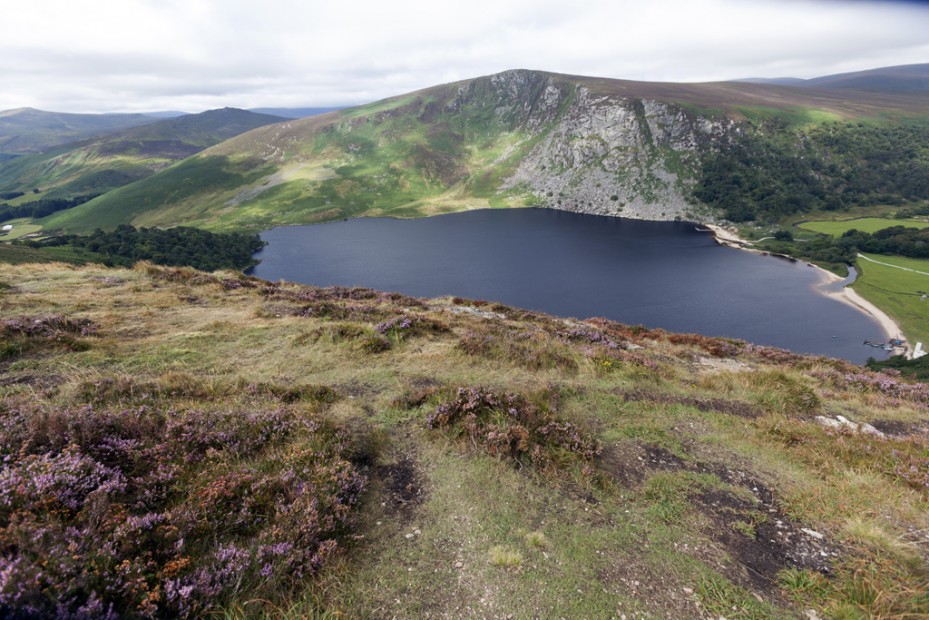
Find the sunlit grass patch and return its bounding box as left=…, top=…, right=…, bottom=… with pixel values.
left=488, top=545, right=524, bottom=568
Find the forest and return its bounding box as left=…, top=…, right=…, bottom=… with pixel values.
left=761, top=224, right=929, bottom=268
left=694, top=122, right=929, bottom=222
left=0, top=194, right=101, bottom=222
left=22, top=224, right=265, bottom=271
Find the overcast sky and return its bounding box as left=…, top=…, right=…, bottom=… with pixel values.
left=2, top=0, right=927, bottom=114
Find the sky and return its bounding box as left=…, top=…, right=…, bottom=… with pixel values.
left=1, top=0, right=927, bottom=114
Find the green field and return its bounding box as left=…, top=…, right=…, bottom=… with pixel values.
left=0, top=219, right=42, bottom=239
left=0, top=242, right=101, bottom=264
left=852, top=253, right=929, bottom=347
left=799, top=217, right=929, bottom=236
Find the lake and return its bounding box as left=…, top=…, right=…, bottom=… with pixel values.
left=250, top=208, right=888, bottom=364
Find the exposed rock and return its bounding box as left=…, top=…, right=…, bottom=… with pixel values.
left=500, top=82, right=732, bottom=221
left=815, top=415, right=885, bottom=437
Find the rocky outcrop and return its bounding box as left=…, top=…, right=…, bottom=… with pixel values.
left=500, top=82, right=732, bottom=221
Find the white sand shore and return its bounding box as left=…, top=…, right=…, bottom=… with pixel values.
left=703, top=224, right=911, bottom=358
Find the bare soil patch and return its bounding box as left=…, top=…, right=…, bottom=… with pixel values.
left=374, top=456, right=426, bottom=520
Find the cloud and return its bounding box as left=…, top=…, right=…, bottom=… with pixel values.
left=0, top=0, right=926, bottom=112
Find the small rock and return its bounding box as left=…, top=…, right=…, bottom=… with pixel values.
left=801, top=528, right=824, bottom=540
left=682, top=587, right=694, bottom=595
left=405, top=533, right=415, bottom=540
left=454, top=561, right=463, bottom=569
left=805, top=610, right=822, bottom=620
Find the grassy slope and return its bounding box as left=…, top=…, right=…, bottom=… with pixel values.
left=0, top=109, right=286, bottom=202
left=784, top=217, right=929, bottom=346
left=854, top=253, right=929, bottom=346
left=1, top=262, right=927, bottom=618
left=0, top=108, right=155, bottom=155
left=0, top=242, right=102, bottom=264
left=799, top=218, right=929, bottom=236
left=40, top=71, right=929, bottom=234
left=42, top=83, right=548, bottom=233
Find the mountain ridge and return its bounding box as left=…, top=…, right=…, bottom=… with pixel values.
left=40, top=67, right=929, bottom=233
left=739, top=63, right=929, bottom=93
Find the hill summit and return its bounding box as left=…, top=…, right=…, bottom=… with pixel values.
left=40, top=67, right=929, bottom=233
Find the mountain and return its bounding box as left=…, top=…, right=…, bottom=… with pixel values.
left=41, top=68, right=929, bottom=233
left=0, top=108, right=287, bottom=201
left=0, top=107, right=156, bottom=155
left=249, top=106, right=345, bottom=118
left=740, top=63, right=929, bottom=93
left=1, top=260, right=927, bottom=618
left=141, top=110, right=190, bottom=118
left=805, top=63, right=929, bottom=93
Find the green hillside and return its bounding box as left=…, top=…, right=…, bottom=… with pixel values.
left=33, top=70, right=929, bottom=234
left=0, top=107, right=155, bottom=155
left=0, top=108, right=286, bottom=206
left=1, top=261, right=927, bottom=618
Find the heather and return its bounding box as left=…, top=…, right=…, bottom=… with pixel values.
left=0, top=400, right=364, bottom=618
left=0, top=262, right=927, bottom=618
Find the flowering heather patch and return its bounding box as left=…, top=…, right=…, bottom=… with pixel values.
left=457, top=328, right=578, bottom=371
left=813, top=368, right=929, bottom=407
left=893, top=445, right=929, bottom=491
left=0, top=399, right=365, bottom=618
left=376, top=316, right=414, bottom=336
left=558, top=326, right=621, bottom=349
left=584, top=317, right=660, bottom=342
left=426, top=387, right=600, bottom=468
left=375, top=315, right=450, bottom=340
left=667, top=332, right=746, bottom=358
left=260, top=282, right=426, bottom=309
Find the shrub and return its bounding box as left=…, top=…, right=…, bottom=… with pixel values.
left=426, top=387, right=599, bottom=470
left=0, top=314, right=97, bottom=359
left=0, top=401, right=365, bottom=618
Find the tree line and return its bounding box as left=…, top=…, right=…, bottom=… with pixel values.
left=23, top=224, right=266, bottom=271
left=0, top=194, right=101, bottom=222
left=762, top=224, right=929, bottom=269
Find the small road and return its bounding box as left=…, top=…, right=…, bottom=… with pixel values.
left=857, top=253, right=929, bottom=277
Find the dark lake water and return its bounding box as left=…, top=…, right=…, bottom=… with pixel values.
left=251, top=208, right=888, bottom=364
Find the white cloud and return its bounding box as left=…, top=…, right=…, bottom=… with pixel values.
left=0, top=0, right=926, bottom=112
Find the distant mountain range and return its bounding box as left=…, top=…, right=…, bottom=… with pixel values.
left=0, top=108, right=154, bottom=155
left=739, top=63, right=929, bottom=93
left=0, top=108, right=287, bottom=200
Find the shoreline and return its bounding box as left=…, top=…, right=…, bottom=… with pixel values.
left=704, top=224, right=911, bottom=359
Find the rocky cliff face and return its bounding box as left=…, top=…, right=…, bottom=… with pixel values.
left=472, top=71, right=733, bottom=221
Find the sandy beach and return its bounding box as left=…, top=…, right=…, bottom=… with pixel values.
left=705, top=224, right=911, bottom=358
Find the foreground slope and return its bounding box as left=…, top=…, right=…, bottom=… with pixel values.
left=44, top=69, right=929, bottom=233
left=0, top=108, right=286, bottom=201
left=1, top=261, right=927, bottom=618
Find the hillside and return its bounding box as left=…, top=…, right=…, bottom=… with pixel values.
left=1, top=261, right=927, bottom=618
left=0, top=108, right=286, bottom=202
left=0, top=108, right=155, bottom=156
left=741, top=63, right=929, bottom=93
left=40, top=69, right=929, bottom=233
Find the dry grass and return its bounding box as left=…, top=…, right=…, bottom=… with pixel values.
left=1, top=261, right=928, bottom=618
